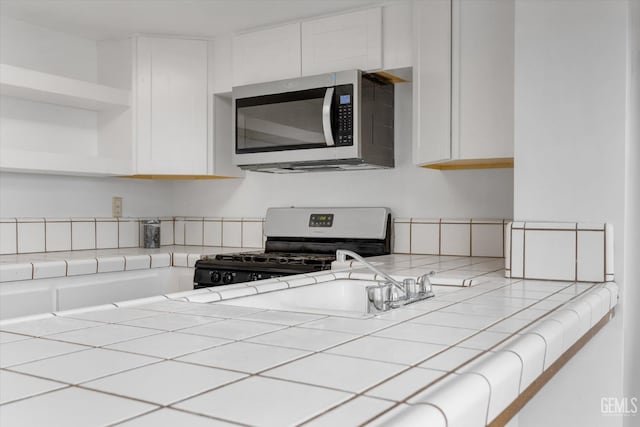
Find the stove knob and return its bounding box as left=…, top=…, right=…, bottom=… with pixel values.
left=210, top=271, right=221, bottom=283
left=222, top=272, right=233, bottom=284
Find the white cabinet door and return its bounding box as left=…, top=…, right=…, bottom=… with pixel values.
left=382, top=2, right=413, bottom=70
left=232, top=23, right=301, bottom=87
left=211, top=35, right=233, bottom=94
left=301, top=8, right=382, bottom=76
left=413, top=0, right=452, bottom=165
left=136, top=37, right=208, bottom=175
left=413, top=0, right=514, bottom=167
left=453, top=0, right=514, bottom=160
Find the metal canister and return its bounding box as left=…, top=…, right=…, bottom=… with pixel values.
left=142, top=219, right=160, bottom=248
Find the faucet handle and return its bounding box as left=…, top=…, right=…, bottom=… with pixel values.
left=417, top=271, right=435, bottom=293
left=403, top=278, right=419, bottom=299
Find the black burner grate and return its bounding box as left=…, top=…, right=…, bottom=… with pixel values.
left=210, top=251, right=336, bottom=267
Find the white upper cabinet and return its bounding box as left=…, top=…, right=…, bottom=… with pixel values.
left=413, top=0, right=514, bottom=169
left=211, top=35, right=233, bottom=94
left=301, top=8, right=382, bottom=76
left=232, top=23, right=302, bottom=87
left=136, top=37, right=208, bottom=175
left=382, top=2, right=413, bottom=70
left=413, top=0, right=452, bottom=165
left=453, top=0, right=514, bottom=161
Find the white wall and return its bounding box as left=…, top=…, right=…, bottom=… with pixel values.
left=0, top=173, right=175, bottom=218
left=623, top=0, right=640, bottom=423
left=512, top=1, right=628, bottom=426
left=0, top=17, right=97, bottom=81
left=170, top=80, right=515, bottom=219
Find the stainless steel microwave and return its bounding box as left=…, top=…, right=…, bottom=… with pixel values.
left=232, top=69, right=394, bottom=173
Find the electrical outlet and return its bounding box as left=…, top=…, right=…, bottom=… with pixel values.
left=112, top=197, right=123, bottom=218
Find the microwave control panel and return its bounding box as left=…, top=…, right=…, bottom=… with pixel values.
left=334, top=84, right=354, bottom=146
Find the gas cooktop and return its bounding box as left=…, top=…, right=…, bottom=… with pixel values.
left=193, top=207, right=392, bottom=289
left=202, top=251, right=337, bottom=266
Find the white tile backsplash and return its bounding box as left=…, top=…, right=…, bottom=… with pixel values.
left=605, top=224, right=614, bottom=280
left=509, top=227, right=524, bottom=278
left=471, top=223, right=504, bottom=257
left=524, top=230, right=576, bottom=281
left=45, top=221, right=71, bottom=252
left=71, top=220, right=95, bottom=250
left=184, top=219, right=204, bottom=246
left=118, top=220, right=139, bottom=248
left=0, top=220, right=17, bottom=255
left=576, top=230, right=605, bottom=282
left=222, top=220, right=242, bottom=247
left=96, top=221, right=118, bottom=249
left=159, top=219, right=174, bottom=245
left=440, top=222, right=471, bottom=256
left=411, top=223, right=439, bottom=255
left=393, top=220, right=411, bottom=254
left=174, top=218, right=185, bottom=245
left=17, top=221, right=45, bottom=253
left=395, top=219, right=508, bottom=257
left=505, top=221, right=613, bottom=282
left=203, top=220, right=222, bottom=246
left=1, top=216, right=511, bottom=258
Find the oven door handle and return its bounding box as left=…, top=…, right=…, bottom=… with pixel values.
left=322, top=87, right=335, bottom=146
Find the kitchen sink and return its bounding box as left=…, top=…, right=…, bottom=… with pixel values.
left=218, top=279, right=382, bottom=318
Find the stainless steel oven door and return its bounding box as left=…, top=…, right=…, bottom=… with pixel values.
left=232, top=70, right=360, bottom=167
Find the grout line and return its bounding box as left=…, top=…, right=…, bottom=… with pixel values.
left=43, top=220, right=48, bottom=252
left=522, top=226, right=526, bottom=279
left=14, top=219, right=18, bottom=254
left=469, top=221, right=473, bottom=257
left=603, top=228, right=607, bottom=282
left=574, top=225, right=578, bottom=282
left=409, top=219, right=413, bottom=255
left=438, top=219, right=442, bottom=256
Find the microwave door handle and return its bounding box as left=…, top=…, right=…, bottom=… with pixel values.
left=322, top=87, right=335, bottom=146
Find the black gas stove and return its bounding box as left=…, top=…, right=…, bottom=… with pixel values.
left=193, top=207, right=391, bottom=289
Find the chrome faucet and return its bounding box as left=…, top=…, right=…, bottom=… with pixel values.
left=335, top=249, right=435, bottom=313
left=336, top=249, right=405, bottom=293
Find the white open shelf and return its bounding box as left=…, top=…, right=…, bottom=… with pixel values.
left=0, top=149, right=132, bottom=176
left=0, top=64, right=131, bottom=111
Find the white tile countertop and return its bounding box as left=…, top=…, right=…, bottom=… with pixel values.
left=0, top=254, right=619, bottom=427
left=0, top=246, right=253, bottom=282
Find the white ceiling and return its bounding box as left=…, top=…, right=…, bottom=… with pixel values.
left=0, top=0, right=393, bottom=40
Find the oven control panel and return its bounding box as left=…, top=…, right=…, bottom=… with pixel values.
left=309, top=213, right=334, bottom=228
